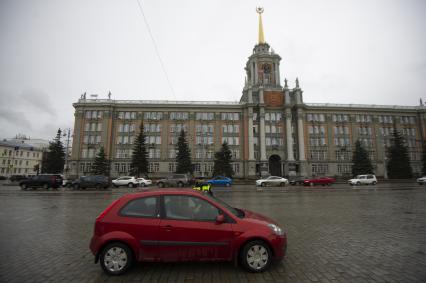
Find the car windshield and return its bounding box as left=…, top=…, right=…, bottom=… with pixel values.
left=204, top=193, right=244, bottom=218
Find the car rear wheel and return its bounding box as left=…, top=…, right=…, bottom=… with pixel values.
left=128, top=183, right=134, bottom=188
left=20, top=184, right=27, bottom=190
left=140, top=182, right=146, bottom=187
left=158, top=182, right=165, bottom=188
left=372, top=181, right=377, bottom=185
left=240, top=240, right=271, bottom=273
left=100, top=242, right=133, bottom=276
left=177, top=182, right=184, bottom=188
left=73, top=184, right=79, bottom=190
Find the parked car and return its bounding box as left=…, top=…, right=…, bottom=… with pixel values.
left=10, top=175, right=27, bottom=182
left=289, top=176, right=308, bottom=186
left=89, top=189, right=287, bottom=275
left=112, top=176, right=139, bottom=188
left=206, top=176, right=232, bottom=187
left=303, top=176, right=336, bottom=186
left=156, top=174, right=191, bottom=188
left=19, top=174, right=63, bottom=190
left=256, top=176, right=289, bottom=187
left=72, top=175, right=109, bottom=190
left=136, top=178, right=152, bottom=187
left=62, top=178, right=76, bottom=188
left=416, top=176, right=426, bottom=185
left=348, top=174, right=377, bottom=185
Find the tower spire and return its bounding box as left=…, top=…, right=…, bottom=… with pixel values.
left=256, top=7, right=265, bottom=44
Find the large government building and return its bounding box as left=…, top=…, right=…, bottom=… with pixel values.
left=69, top=10, right=426, bottom=179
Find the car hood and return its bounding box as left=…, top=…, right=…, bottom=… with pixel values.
left=240, top=208, right=279, bottom=226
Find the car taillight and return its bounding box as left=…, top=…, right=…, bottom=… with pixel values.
left=96, top=199, right=120, bottom=221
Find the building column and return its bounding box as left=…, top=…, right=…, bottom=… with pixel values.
left=259, top=107, right=267, bottom=161
left=297, top=109, right=306, bottom=161
left=248, top=108, right=255, bottom=161
left=254, top=61, right=258, bottom=85
left=251, top=63, right=255, bottom=85
left=285, top=109, right=294, bottom=161
left=275, top=63, right=280, bottom=86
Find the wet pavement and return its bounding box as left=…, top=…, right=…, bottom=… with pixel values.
left=0, top=183, right=425, bottom=282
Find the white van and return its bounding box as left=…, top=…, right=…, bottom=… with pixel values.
left=348, top=174, right=377, bottom=185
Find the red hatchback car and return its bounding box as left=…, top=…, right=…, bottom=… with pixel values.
left=90, top=189, right=287, bottom=275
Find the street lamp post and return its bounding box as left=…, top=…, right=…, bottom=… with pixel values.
left=63, top=128, right=71, bottom=177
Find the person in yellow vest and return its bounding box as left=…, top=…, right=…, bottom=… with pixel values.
left=192, top=180, right=212, bottom=194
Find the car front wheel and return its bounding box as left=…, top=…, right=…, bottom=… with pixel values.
left=240, top=240, right=271, bottom=272
left=43, top=183, right=49, bottom=190
left=280, top=182, right=285, bottom=187
left=20, top=184, right=27, bottom=190
left=261, top=182, right=266, bottom=187
left=100, top=242, right=133, bottom=276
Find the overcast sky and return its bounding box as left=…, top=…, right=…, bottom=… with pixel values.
left=0, top=0, right=425, bottom=140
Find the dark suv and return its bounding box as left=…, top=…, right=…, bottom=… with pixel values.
left=19, top=174, right=63, bottom=190
left=72, top=175, right=109, bottom=190
left=156, top=174, right=191, bottom=188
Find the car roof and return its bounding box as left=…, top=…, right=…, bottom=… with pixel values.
left=120, top=188, right=205, bottom=201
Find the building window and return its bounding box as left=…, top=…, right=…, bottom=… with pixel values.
left=149, top=162, right=160, bottom=173
left=196, top=124, right=214, bottom=134
left=312, top=164, right=328, bottom=174
left=118, top=112, right=137, bottom=120
left=232, top=163, right=240, bottom=174
left=337, top=164, right=352, bottom=174
left=195, top=112, right=214, bottom=120
left=148, top=149, right=161, bottom=159
left=170, top=124, right=187, bottom=133
left=221, top=137, right=239, bottom=146
left=85, top=110, right=102, bottom=119
left=168, top=162, right=176, bottom=172
left=169, top=112, right=188, bottom=120
left=144, top=112, right=163, bottom=120
left=221, top=112, right=240, bottom=121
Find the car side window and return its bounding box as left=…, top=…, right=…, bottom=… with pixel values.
left=120, top=197, right=158, bottom=218
left=164, top=195, right=220, bottom=221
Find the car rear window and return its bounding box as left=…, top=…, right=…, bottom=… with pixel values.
left=120, top=197, right=158, bottom=218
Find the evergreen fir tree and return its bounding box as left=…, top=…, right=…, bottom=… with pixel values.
left=422, top=140, right=426, bottom=176
left=91, top=146, right=110, bottom=175
left=175, top=129, right=193, bottom=174
left=351, top=140, right=374, bottom=176
left=41, top=129, right=65, bottom=174
left=213, top=142, right=234, bottom=177
left=130, top=123, right=149, bottom=177
left=386, top=130, right=412, bottom=179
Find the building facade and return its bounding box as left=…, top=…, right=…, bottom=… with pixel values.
left=69, top=11, right=426, bottom=179
left=0, top=140, right=44, bottom=177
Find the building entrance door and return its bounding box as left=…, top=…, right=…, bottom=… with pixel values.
left=268, top=155, right=282, bottom=176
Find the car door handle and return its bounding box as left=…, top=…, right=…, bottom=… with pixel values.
left=161, top=225, right=173, bottom=232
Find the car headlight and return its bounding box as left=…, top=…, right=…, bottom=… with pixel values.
left=267, top=224, right=284, bottom=236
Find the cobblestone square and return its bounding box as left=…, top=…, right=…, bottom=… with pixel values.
left=0, top=184, right=425, bottom=282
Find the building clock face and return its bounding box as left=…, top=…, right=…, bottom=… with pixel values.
left=263, top=64, right=271, bottom=74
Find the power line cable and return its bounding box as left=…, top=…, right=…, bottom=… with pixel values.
left=136, top=0, right=176, bottom=99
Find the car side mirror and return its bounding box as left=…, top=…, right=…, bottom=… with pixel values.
left=215, top=214, right=225, bottom=224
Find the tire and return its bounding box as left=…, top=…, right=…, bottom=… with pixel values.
left=310, top=182, right=314, bottom=187
left=96, top=183, right=102, bottom=190
left=356, top=181, right=361, bottom=186
left=100, top=242, right=133, bottom=276
left=177, top=182, right=184, bottom=188
left=261, top=182, right=266, bottom=187
left=73, top=184, right=79, bottom=190
left=113, top=184, right=118, bottom=188
left=43, top=183, right=49, bottom=190
left=280, top=182, right=285, bottom=187
left=158, top=182, right=165, bottom=188
left=225, top=183, right=230, bottom=187
left=372, top=181, right=377, bottom=185
left=66, top=183, right=72, bottom=188
left=128, top=183, right=134, bottom=188
left=20, top=184, right=27, bottom=190
left=240, top=240, right=272, bottom=273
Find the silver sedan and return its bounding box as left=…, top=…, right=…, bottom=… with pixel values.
left=256, top=176, right=289, bottom=187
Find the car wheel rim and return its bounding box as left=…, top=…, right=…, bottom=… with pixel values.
left=246, top=245, right=268, bottom=270
left=104, top=247, right=127, bottom=272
